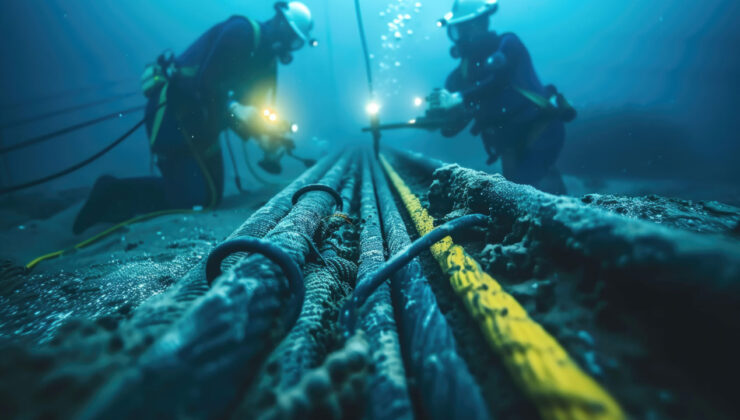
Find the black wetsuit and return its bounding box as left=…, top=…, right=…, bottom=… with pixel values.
left=443, top=32, right=566, bottom=193
left=74, top=16, right=277, bottom=234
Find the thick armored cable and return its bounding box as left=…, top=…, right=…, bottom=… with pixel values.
left=270, top=158, right=361, bottom=387
left=123, top=149, right=342, bottom=337
left=233, top=158, right=362, bottom=418
left=370, top=157, right=491, bottom=420
left=380, top=154, right=625, bottom=420
left=79, top=151, right=354, bottom=419
left=354, top=151, right=413, bottom=420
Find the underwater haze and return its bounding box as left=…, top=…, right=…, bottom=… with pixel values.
left=1, top=0, right=739, bottom=199
left=3, top=2, right=740, bottom=419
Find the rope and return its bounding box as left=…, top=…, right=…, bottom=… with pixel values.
left=379, top=154, right=625, bottom=420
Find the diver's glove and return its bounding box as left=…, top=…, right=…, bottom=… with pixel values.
left=229, top=101, right=290, bottom=138
left=229, top=102, right=260, bottom=132
left=427, top=88, right=464, bottom=112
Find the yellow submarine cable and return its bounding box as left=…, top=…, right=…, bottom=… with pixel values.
left=379, top=154, right=625, bottom=420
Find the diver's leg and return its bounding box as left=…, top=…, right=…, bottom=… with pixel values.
left=156, top=148, right=224, bottom=209
left=73, top=176, right=168, bottom=234
left=503, top=122, right=565, bottom=193
left=536, top=166, right=567, bottom=195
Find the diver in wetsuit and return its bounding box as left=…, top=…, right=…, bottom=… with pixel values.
left=427, top=0, right=575, bottom=194
left=73, top=1, right=316, bottom=234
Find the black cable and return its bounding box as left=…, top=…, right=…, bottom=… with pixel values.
left=291, top=183, right=344, bottom=212
left=241, top=140, right=278, bottom=186
left=0, top=104, right=146, bottom=155
left=353, top=0, right=374, bottom=95
left=0, top=91, right=140, bottom=131
left=340, top=214, right=490, bottom=335
left=223, top=130, right=244, bottom=192
left=0, top=114, right=150, bottom=195
left=205, top=237, right=305, bottom=328
left=353, top=0, right=382, bottom=155
left=0, top=79, right=137, bottom=111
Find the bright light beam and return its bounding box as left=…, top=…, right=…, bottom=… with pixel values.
left=366, top=101, right=380, bottom=116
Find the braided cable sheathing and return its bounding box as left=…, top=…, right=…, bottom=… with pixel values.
left=380, top=154, right=625, bottom=420
left=370, top=157, right=491, bottom=420
left=356, top=151, right=413, bottom=420
left=80, top=151, right=355, bottom=419
left=124, top=149, right=342, bottom=336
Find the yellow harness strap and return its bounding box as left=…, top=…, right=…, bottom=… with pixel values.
left=149, top=83, right=169, bottom=146
left=514, top=86, right=551, bottom=110
left=246, top=17, right=262, bottom=49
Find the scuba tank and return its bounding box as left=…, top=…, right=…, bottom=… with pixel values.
left=141, top=50, right=177, bottom=98
left=140, top=50, right=198, bottom=98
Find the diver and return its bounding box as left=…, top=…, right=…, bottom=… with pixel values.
left=426, top=0, right=576, bottom=194
left=73, top=2, right=316, bottom=234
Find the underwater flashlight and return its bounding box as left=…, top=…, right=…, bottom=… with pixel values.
left=413, top=97, right=423, bottom=107
left=366, top=101, right=381, bottom=116
left=291, top=123, right=299, bottom=133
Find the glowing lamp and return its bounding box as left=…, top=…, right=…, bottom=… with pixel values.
left=366, top=101, right=380, bottom=116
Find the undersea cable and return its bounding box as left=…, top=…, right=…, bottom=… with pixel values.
left=370, top=152, right=491, bottom=420
left=340, top=213, right=489, bottom=333
left=379, top=154, right=626, bottom=420
left=0, top=78, right=137, bottom=111
left=223, top=130, right=244, bottom=192
left=0, top=91, right=140, bottom=131
left=0, top=102, right=164, bottom=195
left=0, top=118, right=144, bottom=194
left=0, top=104, right=147, bottom=155
left=353, top=0, right=374, bottom=95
